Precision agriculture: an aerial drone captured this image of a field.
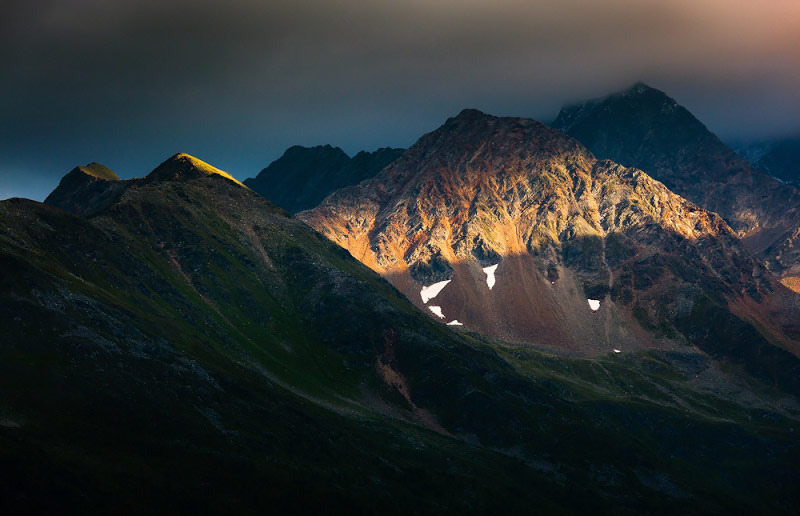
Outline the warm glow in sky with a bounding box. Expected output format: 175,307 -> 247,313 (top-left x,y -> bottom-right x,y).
1,0 -> 799,200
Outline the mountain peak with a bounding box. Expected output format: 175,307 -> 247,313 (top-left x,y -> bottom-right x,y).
616,82 -> 676,110
301,110 -> 771,348
282,144 -> 350,160
45,162 -> 125,216
74,162 -> 120,181
622,81 -> 660,97
553,83 -> 680,132
455,108 -> 488,119
244,144 -> 403,213
552,84 -> 713,171
443,108 -> 496,128
553,84 -> 800,289
146,153 -> 243,186
420,110 -> 587,169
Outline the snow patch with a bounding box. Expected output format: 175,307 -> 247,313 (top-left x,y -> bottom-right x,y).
428,306 -> 445,318
588,299 -> 600,311
420,280 -> 451,304
446,320 -> 463,326
483,264 -> 498,289
613,349 -> 621,354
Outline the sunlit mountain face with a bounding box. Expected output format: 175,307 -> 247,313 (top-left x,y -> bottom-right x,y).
302,108 -> 778,352
2,1 -> 800,514
553,83 -> 800,293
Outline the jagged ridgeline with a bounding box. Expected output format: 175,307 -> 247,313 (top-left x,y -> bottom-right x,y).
244,145 -> 404,213
553,83 -> 800,292
2,144 -> 800,513
301,109 -> 800,375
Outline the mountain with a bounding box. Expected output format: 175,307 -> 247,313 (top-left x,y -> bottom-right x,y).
301,109 -> 800,369
144,152 -> 244,185
244,145 -> 403,213
756,138 -> 800,186
735,137 -> 800,188
44,162 -> 126,217
44,154 -> 245,217
552,83 -> 800,292
4,152 -> 800,513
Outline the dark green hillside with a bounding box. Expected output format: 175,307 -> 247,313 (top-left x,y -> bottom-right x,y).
1,154 -> 799,514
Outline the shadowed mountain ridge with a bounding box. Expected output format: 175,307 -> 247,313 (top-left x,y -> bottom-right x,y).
553,83 -> 800,291
244,145 -> 404,213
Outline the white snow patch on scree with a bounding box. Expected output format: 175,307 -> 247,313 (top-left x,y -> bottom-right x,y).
420,280 -> 451,304
588,299 -> 600,311
429,306 -> 445,318
483,264 -> 498,289
447,320 -> 463,326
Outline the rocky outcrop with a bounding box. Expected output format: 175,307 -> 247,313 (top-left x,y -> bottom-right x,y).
553,83 -> 800,291
301,109 -> 782,353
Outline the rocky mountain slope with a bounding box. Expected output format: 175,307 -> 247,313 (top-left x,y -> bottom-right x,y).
4,152 -> 800,513
302,110 -> 800,366
244,145 -> 403,212
553,83 -> 800,291
44,162 -> 126,217
740,137 -> 800,188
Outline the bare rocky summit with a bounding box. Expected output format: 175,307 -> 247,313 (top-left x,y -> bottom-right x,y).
301,109 -> 794,357
553,83 -> 800,292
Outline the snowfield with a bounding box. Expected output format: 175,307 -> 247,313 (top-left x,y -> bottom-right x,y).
483,264 -> 498,289
420,280 -> 451,303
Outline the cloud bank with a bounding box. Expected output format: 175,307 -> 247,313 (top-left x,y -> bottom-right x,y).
2,0 -> 798,199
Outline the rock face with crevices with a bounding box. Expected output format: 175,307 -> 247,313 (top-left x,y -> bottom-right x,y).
301,109 -> 789,354
553,83 -> 800,291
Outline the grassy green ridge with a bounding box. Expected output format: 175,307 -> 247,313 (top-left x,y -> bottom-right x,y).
1,173 -> 799,514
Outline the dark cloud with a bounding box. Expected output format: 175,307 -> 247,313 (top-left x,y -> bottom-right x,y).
2,0 -> 799,200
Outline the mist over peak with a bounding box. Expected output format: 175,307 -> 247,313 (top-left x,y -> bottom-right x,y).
2,0 -> 799,201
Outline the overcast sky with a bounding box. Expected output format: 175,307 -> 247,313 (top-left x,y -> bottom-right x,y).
2,0 -> 799,200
